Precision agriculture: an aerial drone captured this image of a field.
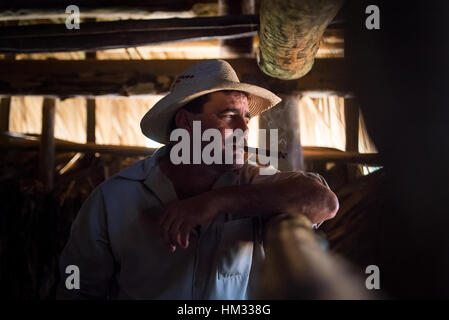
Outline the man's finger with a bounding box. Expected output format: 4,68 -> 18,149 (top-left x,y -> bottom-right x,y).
179,224 -> 189,249
168,216 -> 184,247
180,224 -> 193,249
176,232 -> 184,249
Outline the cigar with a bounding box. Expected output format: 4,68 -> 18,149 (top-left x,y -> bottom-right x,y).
244,145 -> 287,159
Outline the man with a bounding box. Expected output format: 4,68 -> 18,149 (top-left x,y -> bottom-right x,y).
58,59 -> 338,299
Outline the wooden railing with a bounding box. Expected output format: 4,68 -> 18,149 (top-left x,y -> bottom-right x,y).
257,213 -> 372,299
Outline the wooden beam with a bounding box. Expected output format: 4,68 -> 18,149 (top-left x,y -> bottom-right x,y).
1,134 -> 156,157
0,97 -> 11,132
0,2 -> 345,25
0,2 -> 217,21
0,1 -> 216,11
0,135 -> 381,165
0,15 -> 258,53
39,98 -> 56,193
0,58 -> 350,97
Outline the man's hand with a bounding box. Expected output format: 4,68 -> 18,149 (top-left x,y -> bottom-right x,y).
157,174 -> 339,252
158,192 -> 222,252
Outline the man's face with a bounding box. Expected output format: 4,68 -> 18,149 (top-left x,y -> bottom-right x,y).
182,91 -> 250,169
200,91 -> 250,135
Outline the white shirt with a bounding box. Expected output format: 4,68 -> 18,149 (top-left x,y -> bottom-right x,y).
58,146 -> 328,299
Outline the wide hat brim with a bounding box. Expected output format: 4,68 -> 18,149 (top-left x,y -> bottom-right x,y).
140,80 -> 281,145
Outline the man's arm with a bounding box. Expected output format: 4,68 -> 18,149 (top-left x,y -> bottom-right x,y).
158,172 -> 338,250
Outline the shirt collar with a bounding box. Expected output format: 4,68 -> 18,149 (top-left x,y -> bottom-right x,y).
116,145 -> 241,206
144,163 -> 178,206
115,146 -> 168,181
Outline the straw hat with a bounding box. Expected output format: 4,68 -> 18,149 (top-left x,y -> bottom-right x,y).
140,59 -> 281,144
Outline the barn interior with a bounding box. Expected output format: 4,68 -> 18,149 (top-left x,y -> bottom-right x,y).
1,0 -> 448,300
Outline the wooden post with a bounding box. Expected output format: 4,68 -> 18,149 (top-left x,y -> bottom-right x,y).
0,54 -> 14,132
344,98 -> 360,179
39,98 -> 56,193
344,98 -> 359,152
259,94 -> 304,171
0,97 -> 11,132
258,0 -> 344,79
344,11 -> 360,179
86,99 -> 96,144
284,95 -> 304,171
85,18 -> 98,62
85,98 -> 96,144
85,28 -> 97,144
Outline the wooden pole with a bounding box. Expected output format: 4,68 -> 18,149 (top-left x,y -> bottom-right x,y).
258,0 -> 344,79
0,6 -> 215,21
0,54 -> 14,132
0,134 -> 381,165
39,98 -> 56,193
0,97 -> 11,132
259,94 -> 304,171
0,0 -> 216,12
344,8 -> 360,179
0,14 -> 342,54
84,25 -> 97,144
344,98 -> 360,180
282,95 -> 304,171
0,2 -> 345,24
344,98 -> 359,152
344,11 -> 360,179
86,99 -> 96,144
259,213 -> 371,299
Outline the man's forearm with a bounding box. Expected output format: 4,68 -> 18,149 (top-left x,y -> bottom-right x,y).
158,173 -> 339,249
211,175 -> 339,224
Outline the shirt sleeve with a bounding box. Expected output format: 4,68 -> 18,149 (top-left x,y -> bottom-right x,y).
57,185 -> 115,299
238,164 -> 331,229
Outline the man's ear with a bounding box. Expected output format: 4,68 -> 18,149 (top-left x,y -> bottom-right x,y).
174,109 -> 194,131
